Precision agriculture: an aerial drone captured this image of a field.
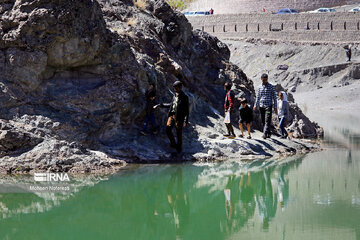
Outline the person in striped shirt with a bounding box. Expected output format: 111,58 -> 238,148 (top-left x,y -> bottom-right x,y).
253,74 -> 277,139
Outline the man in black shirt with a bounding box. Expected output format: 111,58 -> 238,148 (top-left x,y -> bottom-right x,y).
156,81 -> 189,153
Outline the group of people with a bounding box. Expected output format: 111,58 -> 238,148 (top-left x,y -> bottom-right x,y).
141,74 -> 290,153
224,73 -> 289,140
141,81 -> 189,154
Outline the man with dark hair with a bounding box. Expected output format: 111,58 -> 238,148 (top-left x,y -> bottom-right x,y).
253,74 -> 277,139
224,82 -> 236,139
156,81 -> 189,153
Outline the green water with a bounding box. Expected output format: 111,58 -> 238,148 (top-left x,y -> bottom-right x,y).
0,149 -> 359,240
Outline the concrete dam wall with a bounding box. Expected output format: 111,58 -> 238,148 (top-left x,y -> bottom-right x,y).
187,12 -> 360,42
187,0 -> 360,14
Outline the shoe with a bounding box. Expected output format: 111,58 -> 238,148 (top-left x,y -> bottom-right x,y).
223,134 -> 231,137
140,130 -> 147,135
238,134 -> 244,138
227,135 -> 236,139
262,135 -> 267,139
247,136 -> 252,139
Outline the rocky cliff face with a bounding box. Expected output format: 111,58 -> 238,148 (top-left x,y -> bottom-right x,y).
0,0 -> 319,173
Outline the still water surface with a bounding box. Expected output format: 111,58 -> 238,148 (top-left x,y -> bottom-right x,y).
0,149 -> 359,240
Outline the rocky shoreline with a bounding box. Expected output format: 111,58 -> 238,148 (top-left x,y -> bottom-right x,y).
0,111 -> 321,174
0,0 -> 322,174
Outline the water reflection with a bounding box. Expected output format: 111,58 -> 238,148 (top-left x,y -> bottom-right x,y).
145,157 -> 306,239
308,111 -> 360,150
335,127 -> 360,148
0,151 -> 359,240
0,175 -> 107,220
167,168 -> 190,239
212,160 -> 295,235
221,172 -> 256,234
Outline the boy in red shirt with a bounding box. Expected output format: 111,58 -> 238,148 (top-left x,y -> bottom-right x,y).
224,82 -> 236,139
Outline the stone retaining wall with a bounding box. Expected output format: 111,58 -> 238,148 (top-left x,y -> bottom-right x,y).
187,0 -> 360,14
187,13 -> 360,42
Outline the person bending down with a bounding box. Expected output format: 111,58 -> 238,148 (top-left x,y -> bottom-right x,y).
238,98 -> 253,139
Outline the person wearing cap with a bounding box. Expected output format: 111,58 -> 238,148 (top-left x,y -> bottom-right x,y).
253,74 -> 277,139
223,82 -> 236,138
155,81 -> 189,153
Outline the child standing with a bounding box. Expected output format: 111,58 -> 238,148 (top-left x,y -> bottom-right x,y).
238,98 -> 253,139
278,91 -> 289,139
223,82 -> 236,139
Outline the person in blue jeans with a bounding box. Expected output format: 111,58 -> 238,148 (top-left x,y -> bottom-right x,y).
141,84 -> 158,135
278,91 -> 289,139
253,74 -> 277,139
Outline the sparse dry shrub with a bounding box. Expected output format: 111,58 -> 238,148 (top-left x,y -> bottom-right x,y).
133,0 -> 148,9
126,17 -> 137,27
167,0 -> 193,10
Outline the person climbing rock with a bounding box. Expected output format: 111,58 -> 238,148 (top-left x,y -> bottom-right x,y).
238,98 -> 253,139
278,91 -> 289,139
156,81 -> 189,153
253,74 -> 277,139
223,82 -> 236,139
141,84 -> 158,135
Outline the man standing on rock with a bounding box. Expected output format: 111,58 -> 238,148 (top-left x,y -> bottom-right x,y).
253,74 -> 277,139
156,81 -> 189,153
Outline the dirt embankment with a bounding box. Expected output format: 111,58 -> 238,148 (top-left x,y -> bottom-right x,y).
226,39 -> 360,105
226,38 -> 360,148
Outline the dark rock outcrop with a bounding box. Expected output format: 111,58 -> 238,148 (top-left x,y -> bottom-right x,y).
0,0 -> 320,172
0,115 -> 125,174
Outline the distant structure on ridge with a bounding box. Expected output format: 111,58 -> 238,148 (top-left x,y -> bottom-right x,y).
187,0 -> 360,14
